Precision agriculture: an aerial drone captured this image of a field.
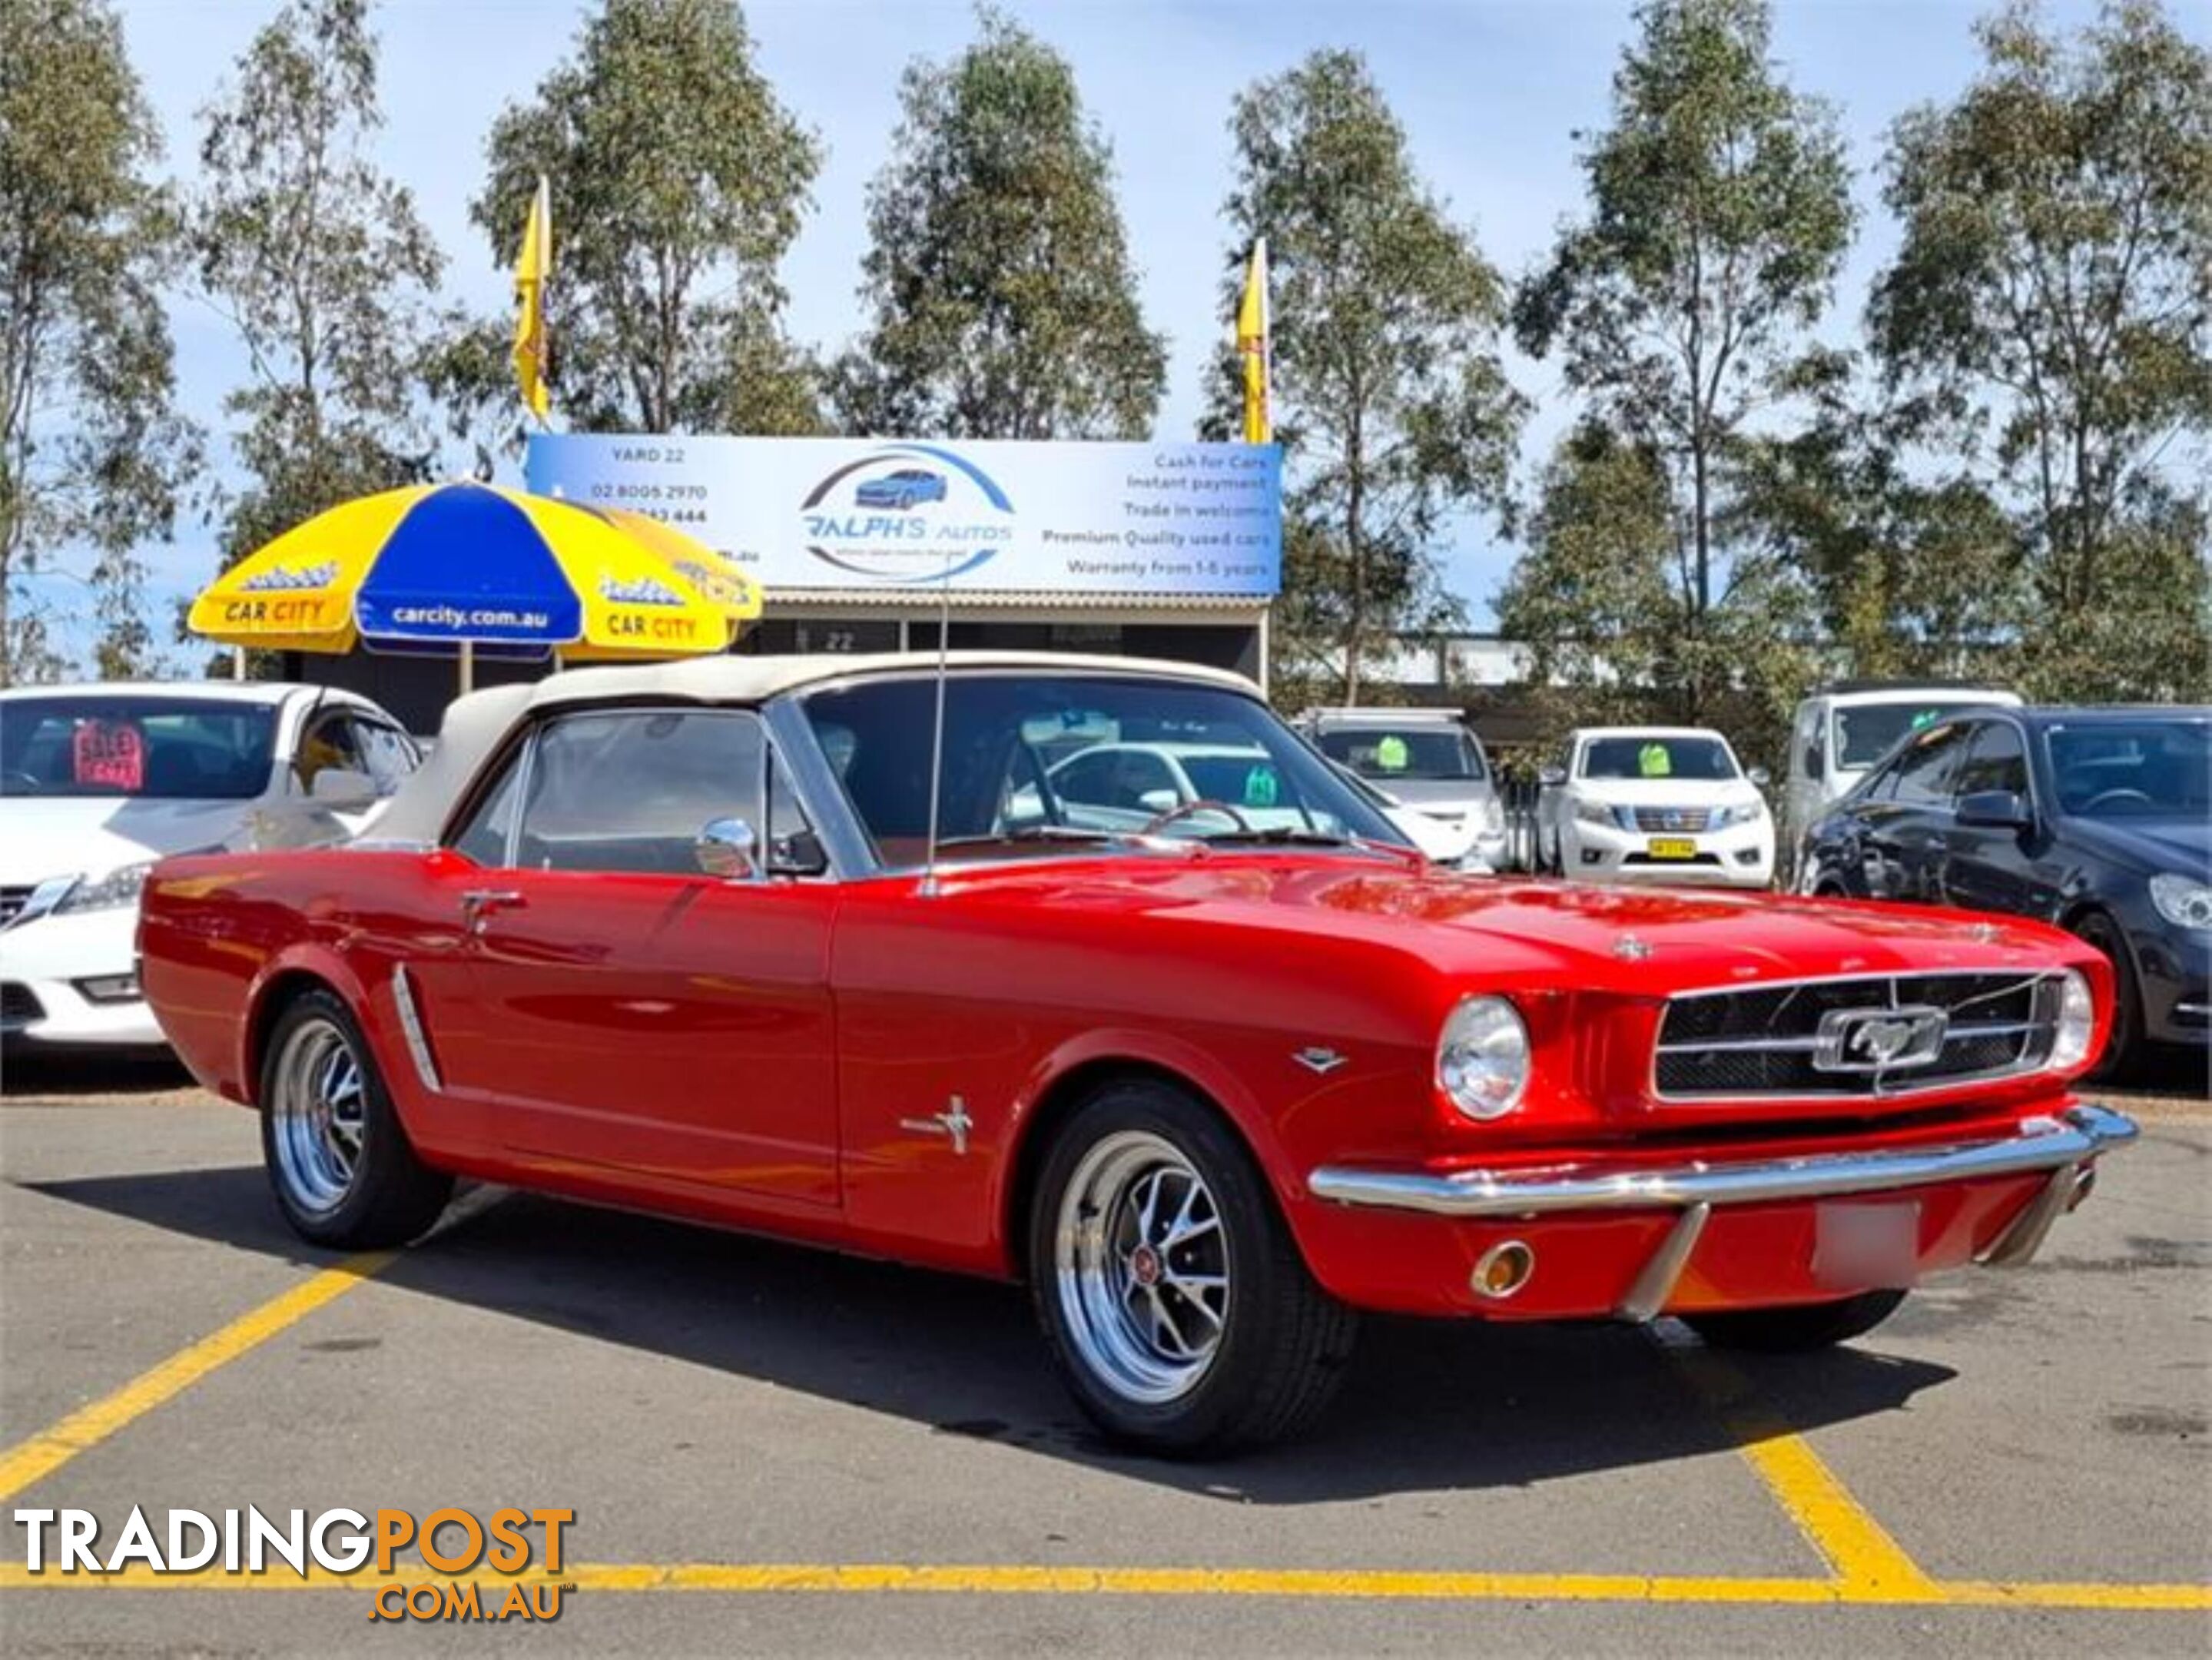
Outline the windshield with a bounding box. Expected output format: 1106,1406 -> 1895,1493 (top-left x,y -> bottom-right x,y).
1833,701 -> 1995,771
2045,719 -> 2211,818
801,673 -> 1404,867
1578,735 -> 1737,782
0,696 -> 279,800
1315,725 -> 1485,782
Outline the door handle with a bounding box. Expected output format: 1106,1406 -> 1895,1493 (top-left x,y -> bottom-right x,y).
459,888 -> 526,934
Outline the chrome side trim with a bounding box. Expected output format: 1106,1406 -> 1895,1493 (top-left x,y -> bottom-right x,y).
1617,1201 -> 1710,1321
390,966 -> 442,1093
1306,1104 -> 2138,1218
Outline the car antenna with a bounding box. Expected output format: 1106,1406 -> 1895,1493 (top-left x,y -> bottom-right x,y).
919,537 -> 956,898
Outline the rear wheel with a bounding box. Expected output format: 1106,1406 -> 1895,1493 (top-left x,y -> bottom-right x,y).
260,988 -> 452,1248
1684,1289 -> 1906,1353
1029,1079 -> 1358,1456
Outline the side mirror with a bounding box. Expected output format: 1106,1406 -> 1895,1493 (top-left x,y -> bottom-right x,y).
308,767 -> 377,811
769,827 -> 829,878
695,816 -> 760,880
1137,788 -> 1180,815
1956,789 -> 2032,830
1538,765 -> 1567,788
1747,765 -> 1771,789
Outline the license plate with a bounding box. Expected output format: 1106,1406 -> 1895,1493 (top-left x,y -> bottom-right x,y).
1646,837 -> 1698,860
1813,1201 -> 1922,1290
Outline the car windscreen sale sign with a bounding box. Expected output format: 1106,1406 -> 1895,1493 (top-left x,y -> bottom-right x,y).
524,435 -> 1282,597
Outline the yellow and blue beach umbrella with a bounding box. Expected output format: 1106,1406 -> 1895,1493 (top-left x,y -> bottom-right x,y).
188,482 -> 758,662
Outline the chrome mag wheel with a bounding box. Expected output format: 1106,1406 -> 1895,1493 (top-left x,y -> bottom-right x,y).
269,1016 -> 367,1217
1053,1130 -> 1231,1405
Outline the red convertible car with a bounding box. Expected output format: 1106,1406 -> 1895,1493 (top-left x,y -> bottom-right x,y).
139,654 -> 2137,1453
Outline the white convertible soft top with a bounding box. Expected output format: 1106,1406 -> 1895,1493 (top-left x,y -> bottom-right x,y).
369,651 -> 1259,845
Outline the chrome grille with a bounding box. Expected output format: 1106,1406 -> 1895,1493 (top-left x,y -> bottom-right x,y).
1633,807 -> 1710,832
0,885 -> 32,925
1654,971 -> 2063,1101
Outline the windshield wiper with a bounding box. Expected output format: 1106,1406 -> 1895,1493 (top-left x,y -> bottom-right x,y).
1197,826 -> 1416,861
934,825 -> 1182,852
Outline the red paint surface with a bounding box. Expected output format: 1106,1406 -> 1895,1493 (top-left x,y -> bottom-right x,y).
139,848 -> 2114,1316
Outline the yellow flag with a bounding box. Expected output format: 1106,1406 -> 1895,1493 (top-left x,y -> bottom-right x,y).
1235,236 -> 1271,444
512,174 -> 552,420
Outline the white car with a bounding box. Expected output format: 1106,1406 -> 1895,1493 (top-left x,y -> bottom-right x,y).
0,682 -> 419,1048
1299,709 -> 1509,869
1537,725 -> 1775,889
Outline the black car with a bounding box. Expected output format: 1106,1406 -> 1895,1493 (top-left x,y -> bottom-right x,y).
1799,706 -> 2210,1072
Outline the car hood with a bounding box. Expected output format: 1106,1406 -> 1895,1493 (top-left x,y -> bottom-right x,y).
1568,778 -> 1763,808
1365,777 -> 1495,812
941,856 -> 2081,993
2059,813 -> 2210,876
0,795 -> 366,888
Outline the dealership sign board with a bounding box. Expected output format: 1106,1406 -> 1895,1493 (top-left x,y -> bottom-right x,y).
525,435 -> 1280,598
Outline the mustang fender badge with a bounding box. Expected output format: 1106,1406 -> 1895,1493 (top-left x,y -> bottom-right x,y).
1293,1047 -> 1348,1075
899,1096 -> 973,1155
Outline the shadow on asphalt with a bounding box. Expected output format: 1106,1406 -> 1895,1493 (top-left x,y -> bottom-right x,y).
0,1047 -> 194,1099
20,1162 -> 1956,1499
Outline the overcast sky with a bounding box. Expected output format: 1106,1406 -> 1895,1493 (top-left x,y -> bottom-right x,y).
83,0 -> 2108,662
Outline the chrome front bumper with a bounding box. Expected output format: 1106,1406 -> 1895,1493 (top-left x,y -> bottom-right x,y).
1308,1104 -> 2137,1218
1308,1104 -> 2137,1322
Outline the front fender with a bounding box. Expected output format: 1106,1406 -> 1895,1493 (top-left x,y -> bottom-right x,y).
235,943 -> 376,1107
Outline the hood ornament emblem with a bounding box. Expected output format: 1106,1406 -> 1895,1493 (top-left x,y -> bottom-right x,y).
1292,1047 -> 1348,1075
1613,935 -> 1653,961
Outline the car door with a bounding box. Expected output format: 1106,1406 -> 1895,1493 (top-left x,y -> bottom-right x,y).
449,706 -> 839,1207
1854,722 -> 1968,903
1942,718 -> 2044,919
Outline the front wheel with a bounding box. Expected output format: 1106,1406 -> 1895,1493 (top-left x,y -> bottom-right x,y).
260,988 -> 453,1249
1683,1289 -> 1906,1353
1029,1081 -> 1358,1456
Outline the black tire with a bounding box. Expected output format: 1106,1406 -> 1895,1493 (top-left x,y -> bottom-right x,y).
2073,912 -> 2144,1083
258,987 -> 452,1248
1684,1289 -> 1906,1353
1028,1079 -> 1358,1456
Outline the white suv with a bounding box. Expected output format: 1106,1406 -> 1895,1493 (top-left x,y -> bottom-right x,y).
1537,726 -> 1774,889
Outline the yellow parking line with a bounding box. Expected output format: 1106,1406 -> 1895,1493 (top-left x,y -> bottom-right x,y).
0,1561 -> 2204,1611
1655,1329 -> 1938,1598
0,1252 -> 394,1506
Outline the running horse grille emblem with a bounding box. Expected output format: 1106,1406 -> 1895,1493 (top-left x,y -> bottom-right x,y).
1812,1006 -> 1950,1074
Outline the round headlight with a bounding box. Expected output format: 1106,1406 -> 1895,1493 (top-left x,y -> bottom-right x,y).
2049,968 -> 2096,1071
1438,995 -> 1530,1121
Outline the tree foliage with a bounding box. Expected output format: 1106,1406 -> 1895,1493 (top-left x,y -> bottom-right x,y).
1871,0 -> 2211,697
1219,48 -> 1524,703
1512,0 -> 1852,719
193,0 -> 443,574
0,0 -> 194,683
831,8 -> 1164,440
456,0 -> 823,445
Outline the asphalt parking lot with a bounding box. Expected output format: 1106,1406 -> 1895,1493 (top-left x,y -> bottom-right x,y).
1,1051 -> 2206,1658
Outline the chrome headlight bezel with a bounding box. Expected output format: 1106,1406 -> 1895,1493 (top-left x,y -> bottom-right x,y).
2149,872 -> 2212,932
2049,968 -> 2097,1071
1437,994 -> 1532,1122
51,861 -> 156,915
1709,801 -> 1765,831
1571,798 -> 1620,828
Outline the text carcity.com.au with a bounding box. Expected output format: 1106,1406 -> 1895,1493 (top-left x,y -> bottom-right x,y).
12,1505 -> 575,1622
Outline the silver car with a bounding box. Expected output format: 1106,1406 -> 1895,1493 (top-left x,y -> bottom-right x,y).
1300,709 -> 1507,868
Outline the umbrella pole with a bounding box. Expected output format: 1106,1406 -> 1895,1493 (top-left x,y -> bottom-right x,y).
232,645 -> 247,682
458,639 -> 475,696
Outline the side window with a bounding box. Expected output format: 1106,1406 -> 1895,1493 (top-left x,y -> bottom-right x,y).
1955,721 -> 2028,798
1053,750 -> 1120,808
350,718 -> 420,797
1889,722 -> 1968,808
449,749 -> 525,867
516,710 -> 765,875
294,709 -> 363,792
